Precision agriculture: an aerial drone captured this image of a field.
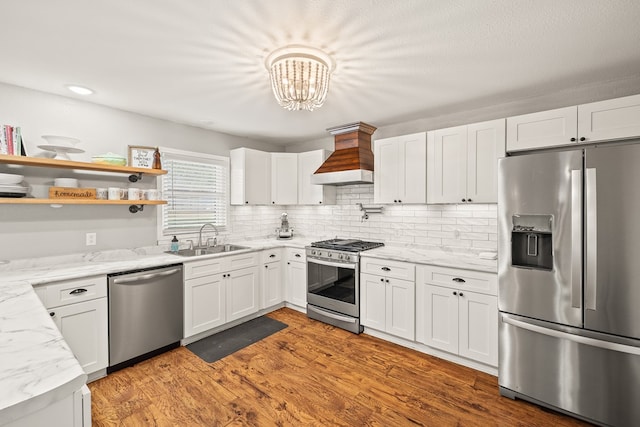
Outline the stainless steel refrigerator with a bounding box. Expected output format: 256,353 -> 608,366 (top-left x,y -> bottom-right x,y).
498,142 -> 640,427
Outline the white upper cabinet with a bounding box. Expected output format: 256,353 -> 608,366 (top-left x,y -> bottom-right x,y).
427,119 -> 505,204
374,132 -> 427,204
507,93 -> 640,152
230,148 -> 271,205
466,120 -> 506,203
578,94 -> 640,143
271,153 -> 298,205
297,149 -> 336,205
506,106 -> 577,152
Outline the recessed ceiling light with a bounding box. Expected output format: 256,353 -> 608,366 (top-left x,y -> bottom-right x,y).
65,85 -> 94,95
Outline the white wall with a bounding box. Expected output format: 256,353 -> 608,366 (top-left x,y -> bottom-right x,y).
0,83 -> 278,260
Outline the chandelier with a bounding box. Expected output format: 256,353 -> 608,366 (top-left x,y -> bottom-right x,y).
266,45 -> 334,111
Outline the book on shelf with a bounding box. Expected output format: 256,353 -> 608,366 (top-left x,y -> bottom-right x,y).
0,125 -> 24,156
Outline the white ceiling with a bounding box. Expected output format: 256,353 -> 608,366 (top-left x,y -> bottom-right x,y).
1,0 -> 639,144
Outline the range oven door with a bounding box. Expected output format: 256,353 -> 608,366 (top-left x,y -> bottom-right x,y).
307,257 -> 359,317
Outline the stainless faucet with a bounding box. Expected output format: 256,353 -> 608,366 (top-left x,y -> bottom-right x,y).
198,223 -> 219,248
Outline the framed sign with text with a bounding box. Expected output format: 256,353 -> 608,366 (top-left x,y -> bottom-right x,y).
128,145 -> 155,168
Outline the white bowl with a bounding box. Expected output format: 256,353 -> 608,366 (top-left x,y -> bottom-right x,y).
0,173 -> 24,185
41,135 -> 81,147
54,178 -> 79,188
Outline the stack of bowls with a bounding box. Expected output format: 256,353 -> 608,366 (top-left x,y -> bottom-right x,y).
0,173 -> 28,197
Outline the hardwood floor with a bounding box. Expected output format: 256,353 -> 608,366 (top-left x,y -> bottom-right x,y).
89,308 -> 590,426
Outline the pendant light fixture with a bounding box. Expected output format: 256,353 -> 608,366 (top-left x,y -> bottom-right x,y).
265,45 -> 334,111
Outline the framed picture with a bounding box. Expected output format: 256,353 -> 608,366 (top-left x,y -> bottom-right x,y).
128,145 -> 155,168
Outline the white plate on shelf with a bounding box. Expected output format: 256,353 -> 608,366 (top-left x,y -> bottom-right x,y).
41,135 -> 81,147
37,145 -> 85,160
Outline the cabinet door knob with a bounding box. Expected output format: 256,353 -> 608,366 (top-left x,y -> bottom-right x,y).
459,292 -> 464,297
385,279 -> 389,283
319,201 -> 322,204
461,198 -> 466,202
287,262 -> 290,265
265,265 -> 268,268
398,200 -> 402,203
245,201 -> 249,204
50,312 -> 55,317
453,291 -> 457,296
580,137 -> 586,142
570,137 -> 577,142
467,198 -> 472,202
272,201 -> 275,204
393,200 -> 397,203
380,278 -> 384,282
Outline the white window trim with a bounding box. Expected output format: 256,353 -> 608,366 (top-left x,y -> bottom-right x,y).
156,146 -> 230,243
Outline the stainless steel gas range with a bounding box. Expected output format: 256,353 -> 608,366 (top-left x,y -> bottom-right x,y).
306,238 -> 384,334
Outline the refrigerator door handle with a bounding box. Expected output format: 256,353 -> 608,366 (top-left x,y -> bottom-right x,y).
585,167 -> 597,311
571,169 -> 582,308
502,315 -> 640,356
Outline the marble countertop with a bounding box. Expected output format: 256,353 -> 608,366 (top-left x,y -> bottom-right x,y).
0,236 -> 495,422
361,245 -> 497,273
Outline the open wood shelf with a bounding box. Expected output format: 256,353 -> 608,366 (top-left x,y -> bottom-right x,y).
0,154 -> 167,175
0,198 -> 167,205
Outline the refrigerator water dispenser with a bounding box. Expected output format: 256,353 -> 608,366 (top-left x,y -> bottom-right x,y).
511,215 -> 553,270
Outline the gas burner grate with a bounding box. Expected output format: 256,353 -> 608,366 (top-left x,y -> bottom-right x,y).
311,238 -> 384,252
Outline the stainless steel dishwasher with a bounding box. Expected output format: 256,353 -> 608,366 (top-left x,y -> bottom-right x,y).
108,264 -> 183,372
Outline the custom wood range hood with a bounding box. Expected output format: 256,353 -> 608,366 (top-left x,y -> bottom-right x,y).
310,122 -> 377,185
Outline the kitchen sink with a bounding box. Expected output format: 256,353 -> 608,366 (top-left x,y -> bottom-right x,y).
166,244 -> 249,257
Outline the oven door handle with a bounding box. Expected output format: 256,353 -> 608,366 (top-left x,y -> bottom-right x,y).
307,257 -> 357,270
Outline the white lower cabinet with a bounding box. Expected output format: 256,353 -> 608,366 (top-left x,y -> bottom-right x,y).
285,248 -> 307,308
360,258 -> 416,341
360,273 -> 415,340
184,273 -> 226,337
225,266 -> 260,322
35,275 -> 108,376
261,249 -> 284,309
184,251 -> 260,338
6,385 -> 91,427
416,266 -> 498,367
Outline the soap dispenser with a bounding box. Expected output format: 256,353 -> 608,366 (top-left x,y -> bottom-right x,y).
170,236 -> 179,253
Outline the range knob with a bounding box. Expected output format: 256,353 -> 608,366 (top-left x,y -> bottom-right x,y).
338,254 -> 344,260
311,250 -> 316,255
328,253 -> 332,258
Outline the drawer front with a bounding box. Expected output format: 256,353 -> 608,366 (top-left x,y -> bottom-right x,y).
261,248 -> 283,264
286,248 -> 305,263
184,257 -> 228,280
227,251 -> 259,271
45,275 -> 107,308
360,257 -> 415,281
417,265 -> 497,296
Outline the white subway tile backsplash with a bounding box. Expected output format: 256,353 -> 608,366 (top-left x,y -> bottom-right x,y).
229,184 -> 497,252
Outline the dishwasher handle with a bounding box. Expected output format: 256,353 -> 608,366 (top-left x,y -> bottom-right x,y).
111,267 -> 182,285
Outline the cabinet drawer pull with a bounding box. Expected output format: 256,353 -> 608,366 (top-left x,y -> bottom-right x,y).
69,288 -> 88,295
381,267 -> 391,272
295,254 -> 301,258
269,254 -> 276,258
452,278 -> 465,283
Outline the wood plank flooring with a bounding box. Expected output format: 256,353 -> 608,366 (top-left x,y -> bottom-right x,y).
89,308 -> 591,426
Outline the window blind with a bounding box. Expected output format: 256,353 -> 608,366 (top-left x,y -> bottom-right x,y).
160,151 -> 228,234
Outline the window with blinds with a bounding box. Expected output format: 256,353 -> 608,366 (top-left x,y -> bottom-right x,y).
160,149 -> 228,235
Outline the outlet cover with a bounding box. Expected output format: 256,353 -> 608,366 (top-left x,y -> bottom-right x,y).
86,232 -> 97,246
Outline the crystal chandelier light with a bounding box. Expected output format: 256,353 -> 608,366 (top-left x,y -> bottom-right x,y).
266,45 -> 334,111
